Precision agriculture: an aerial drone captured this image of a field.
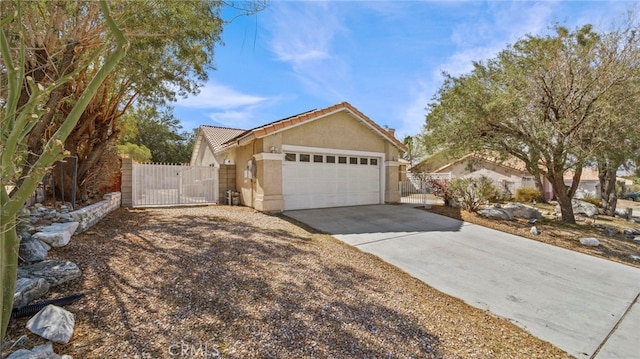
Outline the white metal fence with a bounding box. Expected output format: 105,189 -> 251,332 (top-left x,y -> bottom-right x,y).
132,163 -> 218,207
399,172 -> 451,205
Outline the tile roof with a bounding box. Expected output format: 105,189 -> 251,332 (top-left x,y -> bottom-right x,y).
200,125 -> 246,150
218,102 -> 407,152
564,167 -> 600,181
430,153 -> 531,174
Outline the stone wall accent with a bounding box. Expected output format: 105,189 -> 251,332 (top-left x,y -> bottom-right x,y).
69,192 -> 121,233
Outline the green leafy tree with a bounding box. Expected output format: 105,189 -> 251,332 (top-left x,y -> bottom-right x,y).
119,105 -> 195,164
2,0 -> 264,201
0,1 -> 127,340
423,23 -> 640,223
402,135 -> 424,166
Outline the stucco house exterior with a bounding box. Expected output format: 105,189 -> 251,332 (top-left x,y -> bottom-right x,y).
410,153 -> 544,198
411,153 -> 633,201
191,102 -> 407,211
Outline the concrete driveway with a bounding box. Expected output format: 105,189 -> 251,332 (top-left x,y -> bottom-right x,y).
284,205 -> 640,358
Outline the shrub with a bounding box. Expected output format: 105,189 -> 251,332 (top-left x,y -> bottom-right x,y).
448,176 -> 500,212
581,195 -> 601,207
425,177 -> 454,206
513,187 -> 542,203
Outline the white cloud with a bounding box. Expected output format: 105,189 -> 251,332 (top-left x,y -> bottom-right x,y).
266,2 -> 352,100
175,82 -> 269,110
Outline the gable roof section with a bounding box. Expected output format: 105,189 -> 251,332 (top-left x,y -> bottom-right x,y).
217,102 -> 407,152
413,152 -> 531,175
190,125 -> 246,165
201,125 -> 246,149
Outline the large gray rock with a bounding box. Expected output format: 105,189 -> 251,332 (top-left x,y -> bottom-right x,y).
26,305 -> 75,344
6,342 -> 71,359
18,260 -> 81,287
555,199 -> 599,218
32,222 -> 79,247
503,203 -> 541,219
478,208 -> 514,220
579,237 -> 600,247
19,237 -> 51,263
13,277 -> 50,308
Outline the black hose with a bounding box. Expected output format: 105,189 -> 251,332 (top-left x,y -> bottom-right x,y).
11,293 -> 86,320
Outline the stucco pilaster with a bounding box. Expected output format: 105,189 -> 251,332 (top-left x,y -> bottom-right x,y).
253,152 -> 285,211
385,160 -> 401,203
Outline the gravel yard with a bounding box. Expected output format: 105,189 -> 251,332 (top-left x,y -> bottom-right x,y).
5,206 -> 570,358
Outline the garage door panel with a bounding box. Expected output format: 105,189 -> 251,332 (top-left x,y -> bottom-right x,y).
283,152 -> 381,210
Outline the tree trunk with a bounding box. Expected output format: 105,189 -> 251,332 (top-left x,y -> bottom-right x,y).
534,176 -> 546,203
0,216 -> 19,341
551,175 -> 576,223
598,163 -> 618,216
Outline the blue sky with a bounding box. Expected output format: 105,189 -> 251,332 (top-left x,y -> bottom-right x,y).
173,1 -> 633,140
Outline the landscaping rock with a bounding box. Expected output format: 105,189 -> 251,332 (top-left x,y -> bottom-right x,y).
530,226 -> 539,235
579,237 -> 600,247
477,208 -> 514,220
603,226 -> 618,237
631,255 -> 640,262
18,260 -> 81,287
503,203 -> 541,219
555,199 -> 598,218
6,342 -> 71,359
19,237 -> 51,263
13,277 -> 50,308
633,236 -> 640,244
26,305 -> 75,344
614,208 -> 629,219
32,222 -> 79,247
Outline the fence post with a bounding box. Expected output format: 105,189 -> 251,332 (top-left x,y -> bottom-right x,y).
121,157 -> 133,207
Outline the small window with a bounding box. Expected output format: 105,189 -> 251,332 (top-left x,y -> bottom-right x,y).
326,156 -> 336,163
285,153 -> 296,161
299,154 -> 310,162
370,158 -> 378,165
360,158 -> 368,165
349,157 -> 358,165
313,155 -> 323,163
338,156 -> 347,164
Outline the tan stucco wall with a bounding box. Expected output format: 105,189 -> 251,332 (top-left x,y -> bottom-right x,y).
234,144 -> 255,208
282,112 -> 386,152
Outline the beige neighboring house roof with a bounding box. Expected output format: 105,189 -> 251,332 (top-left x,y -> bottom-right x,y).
564,167 -> 599,181
432,153 -> 531,174
217,101 -> 408,153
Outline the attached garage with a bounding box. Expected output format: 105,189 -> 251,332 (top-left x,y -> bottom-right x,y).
281,146 -> 383,210
190,102 -> 407,212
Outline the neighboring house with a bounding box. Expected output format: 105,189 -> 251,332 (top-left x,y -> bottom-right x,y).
564,168 -> 633,199
564,168 -> 600,199
412,153 -> 633,201
191,102 -> 407,211
411,153 -> 540,197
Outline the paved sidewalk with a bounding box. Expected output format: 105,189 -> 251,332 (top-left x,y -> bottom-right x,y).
285,205 -> 640,358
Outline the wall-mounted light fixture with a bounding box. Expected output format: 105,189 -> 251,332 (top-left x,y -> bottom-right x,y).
270,146 -> 278,153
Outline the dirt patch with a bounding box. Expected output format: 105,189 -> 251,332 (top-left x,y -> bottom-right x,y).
4,206 -> 570,358
426,203 -> 640,268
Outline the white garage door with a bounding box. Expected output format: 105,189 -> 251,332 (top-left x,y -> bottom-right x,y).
282,151 -> 382,210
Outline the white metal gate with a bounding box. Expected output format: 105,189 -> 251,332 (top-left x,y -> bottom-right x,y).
132,163 -> 218,207
399,172 -> 451,205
